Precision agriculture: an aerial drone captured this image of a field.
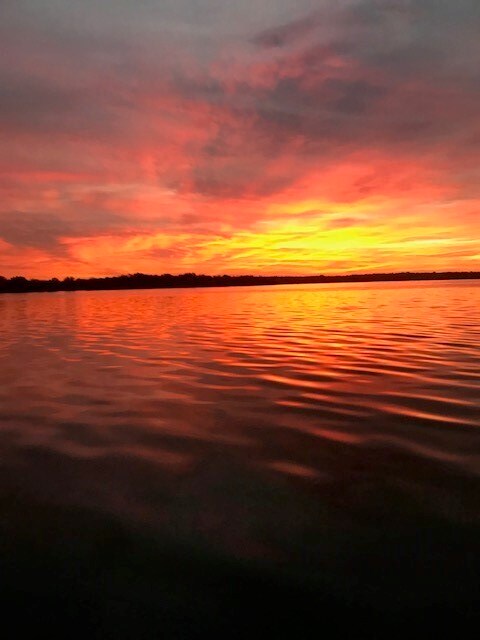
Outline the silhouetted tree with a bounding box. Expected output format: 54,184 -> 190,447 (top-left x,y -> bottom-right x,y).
0,271 -> 478,295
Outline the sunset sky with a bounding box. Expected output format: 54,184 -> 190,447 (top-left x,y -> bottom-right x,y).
1,0 -> 479,278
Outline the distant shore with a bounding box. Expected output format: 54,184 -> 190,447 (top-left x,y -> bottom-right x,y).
1,271 -> 479,295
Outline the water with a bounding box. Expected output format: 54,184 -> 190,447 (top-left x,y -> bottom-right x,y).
1,280 -> 479,634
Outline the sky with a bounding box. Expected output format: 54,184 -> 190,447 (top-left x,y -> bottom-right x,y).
1,0 -> 479,278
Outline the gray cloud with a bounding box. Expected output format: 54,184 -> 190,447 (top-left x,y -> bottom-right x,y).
0,0 -> 479,255
0,72 -> 120,139
0,212 -> 70,250
0,209 -> 127,250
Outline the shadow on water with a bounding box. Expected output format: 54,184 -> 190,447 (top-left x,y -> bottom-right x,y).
1,448 -> 479,638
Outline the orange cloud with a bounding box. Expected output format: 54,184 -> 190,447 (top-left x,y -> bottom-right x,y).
1,2 -> 479,278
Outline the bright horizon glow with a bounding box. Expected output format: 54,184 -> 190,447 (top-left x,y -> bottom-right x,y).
1,1 -> 479,279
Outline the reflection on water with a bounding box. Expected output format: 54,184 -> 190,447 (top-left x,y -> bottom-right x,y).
0,281 -> 479,633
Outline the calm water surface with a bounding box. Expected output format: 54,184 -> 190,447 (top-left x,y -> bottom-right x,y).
1,280 -> 479,634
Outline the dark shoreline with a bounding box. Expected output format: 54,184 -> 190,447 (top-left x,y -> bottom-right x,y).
1,270 -> 479,295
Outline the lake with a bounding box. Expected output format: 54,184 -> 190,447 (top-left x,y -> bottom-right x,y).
1,280 -> 479,635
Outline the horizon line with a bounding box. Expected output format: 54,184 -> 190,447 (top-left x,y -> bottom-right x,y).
1,269 -> 479,296
3,269 -> 480,281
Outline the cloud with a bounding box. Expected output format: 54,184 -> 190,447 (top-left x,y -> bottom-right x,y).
0,209 -> 126,250
252,10 -> 322,48
0,1 -> 478,276
0,212 -> 76,250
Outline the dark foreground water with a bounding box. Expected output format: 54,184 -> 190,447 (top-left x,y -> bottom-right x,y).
0,280 -> 479,637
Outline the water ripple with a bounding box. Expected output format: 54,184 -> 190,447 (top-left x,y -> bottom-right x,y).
0,280 -> 479,541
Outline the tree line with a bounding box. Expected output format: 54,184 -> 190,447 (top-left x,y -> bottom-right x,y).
0,271 -> 479,294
